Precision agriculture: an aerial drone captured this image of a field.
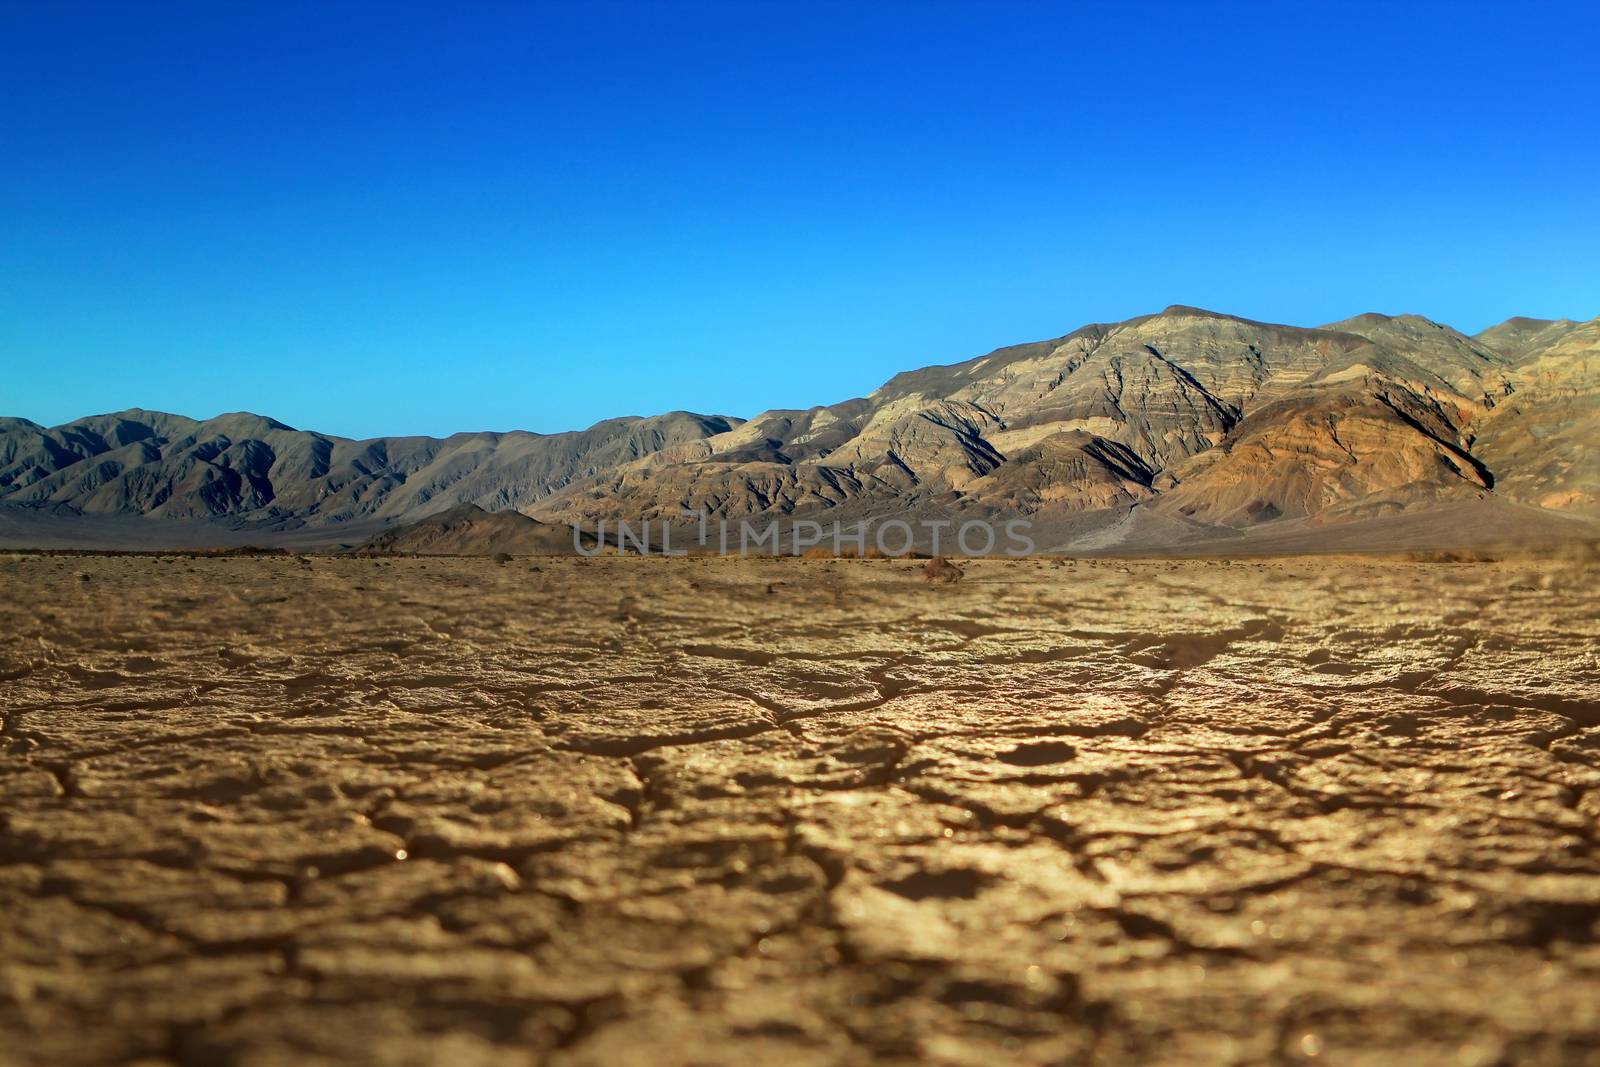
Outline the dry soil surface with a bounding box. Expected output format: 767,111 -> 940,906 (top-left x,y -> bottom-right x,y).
2,554 -> 1599,1066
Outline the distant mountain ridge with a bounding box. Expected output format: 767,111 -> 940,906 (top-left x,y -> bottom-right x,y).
3,306 -> 1595,550
0,408 -> 741,525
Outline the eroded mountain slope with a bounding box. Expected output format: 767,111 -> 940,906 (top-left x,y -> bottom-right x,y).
0,411 -> 740,524
1472,319 -> 1600,514
529,307 -> 1592,532
3,305 -> 1594,545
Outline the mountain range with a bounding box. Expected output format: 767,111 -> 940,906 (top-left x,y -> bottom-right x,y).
3,306 -> 1595,552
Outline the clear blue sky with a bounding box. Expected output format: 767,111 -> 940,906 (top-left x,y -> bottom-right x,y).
3,1 -> 1597,439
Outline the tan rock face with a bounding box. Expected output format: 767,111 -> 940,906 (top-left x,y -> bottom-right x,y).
1473,319 -> 1600,515
3,552 -> 1600,1064
1155,388 -> 1493,525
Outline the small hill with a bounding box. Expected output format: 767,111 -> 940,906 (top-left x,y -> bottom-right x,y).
356,504 -> 578,556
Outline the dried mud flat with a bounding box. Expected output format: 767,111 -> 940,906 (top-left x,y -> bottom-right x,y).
2,553 -> 1599,1067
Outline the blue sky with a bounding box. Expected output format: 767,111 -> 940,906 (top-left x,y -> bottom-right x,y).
3,1 -> 1597,439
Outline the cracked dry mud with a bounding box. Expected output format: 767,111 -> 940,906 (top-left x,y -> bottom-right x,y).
3,553 -> 1599,1067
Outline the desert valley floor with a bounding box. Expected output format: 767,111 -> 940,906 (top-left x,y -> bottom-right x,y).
2,552 -> 1599,1066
